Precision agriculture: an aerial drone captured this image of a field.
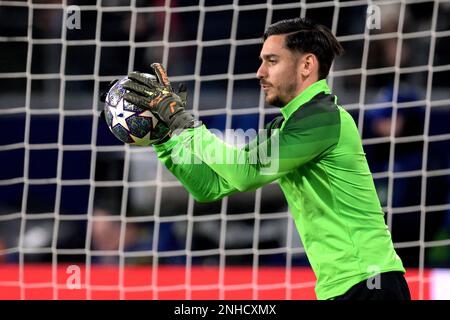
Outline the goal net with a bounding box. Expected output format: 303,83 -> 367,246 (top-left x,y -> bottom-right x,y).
0,0 -> 449,300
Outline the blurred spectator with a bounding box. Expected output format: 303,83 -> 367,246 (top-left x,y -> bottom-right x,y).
91,206 -> 184,265
91,207 -> 152,264
364,4 -> 424,200
362,4 -> 450,267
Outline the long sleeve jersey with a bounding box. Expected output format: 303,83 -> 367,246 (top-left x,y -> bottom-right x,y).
153,79 -> 405,300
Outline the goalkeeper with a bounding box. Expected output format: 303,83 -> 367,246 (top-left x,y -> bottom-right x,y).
118,18 -> 411,300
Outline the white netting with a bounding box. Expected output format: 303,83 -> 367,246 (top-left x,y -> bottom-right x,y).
0,0 -> 449,300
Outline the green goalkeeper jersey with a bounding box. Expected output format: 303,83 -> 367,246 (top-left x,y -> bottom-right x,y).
154,79 -> 405,300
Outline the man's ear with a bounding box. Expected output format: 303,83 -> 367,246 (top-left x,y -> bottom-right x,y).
299,53 -> 317,78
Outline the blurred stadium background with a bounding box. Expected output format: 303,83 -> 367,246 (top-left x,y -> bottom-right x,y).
0,0 -> 449,300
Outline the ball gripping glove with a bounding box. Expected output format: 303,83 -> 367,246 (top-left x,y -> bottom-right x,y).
122,63 -> 199,133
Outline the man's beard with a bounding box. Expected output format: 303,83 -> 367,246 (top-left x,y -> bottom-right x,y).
268,95 -> 285,108
266,82 -> 297,108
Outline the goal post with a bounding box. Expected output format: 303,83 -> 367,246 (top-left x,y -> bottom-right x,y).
0,0 -> 449,300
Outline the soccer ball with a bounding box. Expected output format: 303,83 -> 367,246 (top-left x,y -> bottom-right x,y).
103,76 -> 170,146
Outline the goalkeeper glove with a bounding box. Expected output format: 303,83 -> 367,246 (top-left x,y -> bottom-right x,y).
99,77 -> 172,145
122,63 -> 200,133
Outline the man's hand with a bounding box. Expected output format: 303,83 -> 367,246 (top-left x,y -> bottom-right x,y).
122,63 -> 198,132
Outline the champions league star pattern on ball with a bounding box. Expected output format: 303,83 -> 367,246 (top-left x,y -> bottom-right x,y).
103,77 -> 170,146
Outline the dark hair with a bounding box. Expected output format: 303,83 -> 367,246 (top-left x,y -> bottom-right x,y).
263,18 -> 344,80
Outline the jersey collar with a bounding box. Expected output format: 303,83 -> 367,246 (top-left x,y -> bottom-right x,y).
280,79 -> 331,121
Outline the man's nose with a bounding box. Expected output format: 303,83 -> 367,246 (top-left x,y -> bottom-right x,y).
256,64 -> 265,79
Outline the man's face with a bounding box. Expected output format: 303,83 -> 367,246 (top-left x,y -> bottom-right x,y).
257,34 -> 301,108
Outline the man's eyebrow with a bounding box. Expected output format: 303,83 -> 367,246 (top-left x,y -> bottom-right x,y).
259,54 -> 279,61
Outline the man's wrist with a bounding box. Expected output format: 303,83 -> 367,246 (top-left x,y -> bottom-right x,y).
153,132 -> 176,150
154,134 -> 171,145
168,111 -> 197,131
